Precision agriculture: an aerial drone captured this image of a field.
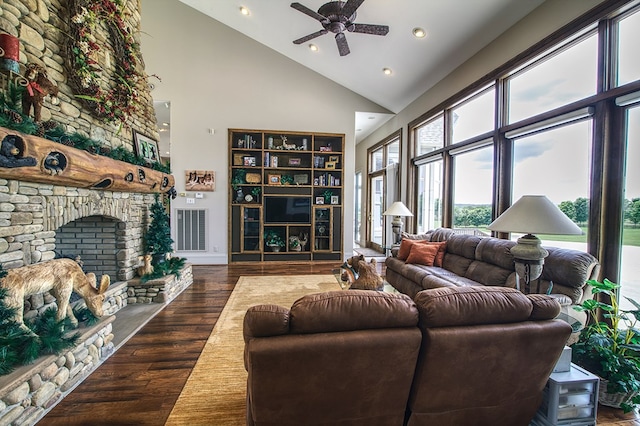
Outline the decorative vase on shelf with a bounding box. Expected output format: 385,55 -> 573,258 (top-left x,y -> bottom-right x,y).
268,244 -> 281,252
235,188 -> 244,203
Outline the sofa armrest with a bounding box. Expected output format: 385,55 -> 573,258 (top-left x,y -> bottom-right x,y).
243,304 -> 290,342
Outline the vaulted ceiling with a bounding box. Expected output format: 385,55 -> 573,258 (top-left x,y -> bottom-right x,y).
172,0 -> 545,141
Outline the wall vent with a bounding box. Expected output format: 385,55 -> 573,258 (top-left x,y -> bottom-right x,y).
176,209 -> 207,251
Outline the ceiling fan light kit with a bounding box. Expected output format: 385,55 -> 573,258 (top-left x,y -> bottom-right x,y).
291,0 -> 389,56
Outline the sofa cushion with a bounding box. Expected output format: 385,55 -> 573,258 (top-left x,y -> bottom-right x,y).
446,234 -> 482,259
401,231 -> 432,241
464,261 -> 515,287
398,238 -> 425,260
289,290 -> 418,334
415,286 -> 533,328
406,243 -> 440,266
474,237 -> 516,270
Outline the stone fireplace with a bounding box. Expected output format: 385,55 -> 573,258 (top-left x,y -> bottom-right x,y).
0,178 -> 151,279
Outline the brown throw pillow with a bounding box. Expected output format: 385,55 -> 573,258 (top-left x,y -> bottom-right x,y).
405,243 -> 440,266
397,238 -> 425,260
424,241 -> 447,267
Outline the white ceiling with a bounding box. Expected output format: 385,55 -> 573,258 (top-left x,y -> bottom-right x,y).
169,0 -> 545,142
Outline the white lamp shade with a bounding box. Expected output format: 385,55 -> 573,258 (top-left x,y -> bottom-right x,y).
488,195 -> 582,235
383,201 -> 413,217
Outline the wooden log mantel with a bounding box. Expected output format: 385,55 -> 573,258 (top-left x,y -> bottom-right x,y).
0,127 -> 174,194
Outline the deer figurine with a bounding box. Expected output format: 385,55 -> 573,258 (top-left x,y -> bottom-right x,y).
0,258 -> 110,333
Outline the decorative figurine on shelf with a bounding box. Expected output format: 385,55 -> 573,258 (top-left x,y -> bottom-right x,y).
21,63 -> 59,122
0,134 -> 37,168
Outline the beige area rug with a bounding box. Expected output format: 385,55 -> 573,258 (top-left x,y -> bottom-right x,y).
165,274 -> 340,425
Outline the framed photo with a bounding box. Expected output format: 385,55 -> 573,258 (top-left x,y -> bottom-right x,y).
288,157 -> 301,166
133,131 -> 160,163
331,195 -> 339,205
328,155 -> 339,163
185,170 -> 215,191
315,196 -> 324,205
244,156 -> 256,166
268,174 -> 281,185
233,153 -> 244,166
325,161 -> 336,170
294,174 -> 308,185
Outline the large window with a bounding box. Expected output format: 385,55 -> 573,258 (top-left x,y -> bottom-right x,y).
616,9 -> 640,86
415,115 -> 444,156
416,159 -> 443,233
511,119 -> 592,248
452,87 -> 495,144
406,2 -> 640,304
452,144 -> 494,229
507,32 -> 598,124
620,105 -> 640,311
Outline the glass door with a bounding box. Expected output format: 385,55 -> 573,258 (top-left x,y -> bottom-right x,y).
368,174 -> 384,250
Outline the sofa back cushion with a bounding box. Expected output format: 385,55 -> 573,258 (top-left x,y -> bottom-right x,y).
289,290 -> 419,334
415,286 -> 541,327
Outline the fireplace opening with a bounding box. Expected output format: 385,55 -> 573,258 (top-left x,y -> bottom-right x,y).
54,215 -> 122,280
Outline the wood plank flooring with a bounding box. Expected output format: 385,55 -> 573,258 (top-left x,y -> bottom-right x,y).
38,263 -> 640,425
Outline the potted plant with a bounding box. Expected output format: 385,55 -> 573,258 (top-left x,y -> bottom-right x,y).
571,278 -> 640,413
264,230 -> 285,252
289,235 -> 301,252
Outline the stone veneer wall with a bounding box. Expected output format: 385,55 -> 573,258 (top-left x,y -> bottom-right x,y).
1,0 -> 158,148
0,178 -> 152,278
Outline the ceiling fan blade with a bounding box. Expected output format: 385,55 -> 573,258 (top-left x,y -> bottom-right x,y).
350,23 -> 389,36
293,29 -> 329,45
340,0 -> 365,19
335,32 -> 350,56
291,2 -> 329,24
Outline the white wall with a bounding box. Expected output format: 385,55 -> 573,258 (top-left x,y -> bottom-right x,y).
354,0 -> 604,243
140,0 -> 388,263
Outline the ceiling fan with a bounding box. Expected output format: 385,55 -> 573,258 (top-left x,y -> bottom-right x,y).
291,0 -> 389,56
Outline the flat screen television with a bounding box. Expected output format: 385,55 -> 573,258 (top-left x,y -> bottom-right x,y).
264,196 -> 311,223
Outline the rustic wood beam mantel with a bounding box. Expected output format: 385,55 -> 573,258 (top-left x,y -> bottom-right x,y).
0,127 -> 174,194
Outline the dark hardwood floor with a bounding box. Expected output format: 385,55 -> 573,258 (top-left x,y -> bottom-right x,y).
38,263 -> 640,425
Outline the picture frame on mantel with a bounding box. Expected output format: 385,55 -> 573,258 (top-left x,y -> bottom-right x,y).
133,130 -> 160,163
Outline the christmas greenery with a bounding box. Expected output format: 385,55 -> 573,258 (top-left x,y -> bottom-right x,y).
0,286 -> 80,375
143,195 -> 174,263
140,194 -> 186,280
0,82 -> 170,174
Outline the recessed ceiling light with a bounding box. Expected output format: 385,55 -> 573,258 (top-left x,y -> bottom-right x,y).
368,116 -> 375,120
383,68 -> 392,76
412,27 -> 427,38
239,6 -> 250,15
356,129 -> 362,132
309,44 -> 318,52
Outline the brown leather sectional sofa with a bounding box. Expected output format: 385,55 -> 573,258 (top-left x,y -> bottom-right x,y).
243,287 -> 571,426
385,228 -> 600,311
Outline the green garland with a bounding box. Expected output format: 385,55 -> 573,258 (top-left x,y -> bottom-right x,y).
67,0 -> 144,125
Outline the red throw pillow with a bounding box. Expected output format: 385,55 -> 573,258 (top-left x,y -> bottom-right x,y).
405,243 -> 440,266
423,241 -> 447,267
397,238 -> 425,261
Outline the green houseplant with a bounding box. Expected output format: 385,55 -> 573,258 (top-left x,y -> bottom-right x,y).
264,230 -> 285,252
571,278 -> 640,413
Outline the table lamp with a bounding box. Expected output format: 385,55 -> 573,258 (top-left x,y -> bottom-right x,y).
487,195 -> 582,293
383,201 -> 413,245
